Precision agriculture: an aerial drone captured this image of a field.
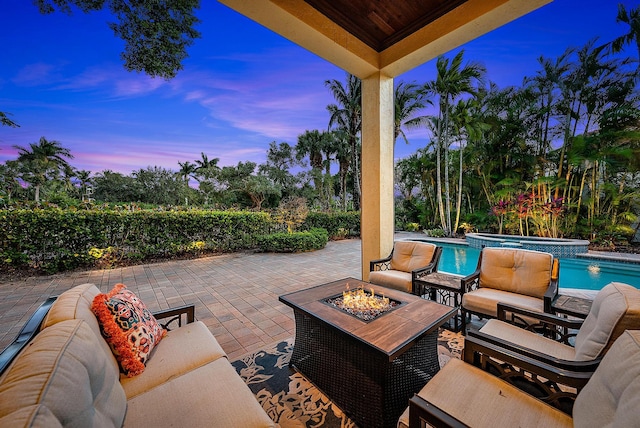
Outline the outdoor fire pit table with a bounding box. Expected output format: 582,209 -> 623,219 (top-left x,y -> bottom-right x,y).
279,277 -> 456,428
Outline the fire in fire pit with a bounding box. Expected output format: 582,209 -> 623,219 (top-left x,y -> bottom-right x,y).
323,284 -> 401,321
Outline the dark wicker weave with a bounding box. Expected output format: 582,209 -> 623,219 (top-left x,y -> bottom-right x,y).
290,310 -> 440,428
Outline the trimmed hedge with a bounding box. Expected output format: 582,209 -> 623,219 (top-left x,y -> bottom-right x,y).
1,209 -> 270,273
302,211 -> 360,237
0,208 -> 361,274
256,228 -> 329,253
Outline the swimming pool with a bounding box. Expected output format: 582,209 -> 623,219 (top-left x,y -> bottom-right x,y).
431,243 -> 640,291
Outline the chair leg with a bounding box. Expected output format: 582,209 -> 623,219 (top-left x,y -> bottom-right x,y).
461,308 -> 467,335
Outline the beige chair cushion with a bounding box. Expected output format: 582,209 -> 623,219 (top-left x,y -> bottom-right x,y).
0,405 -> 62,428
390,241 -> 436,273
573,330 -> 640,427
462,287 -> 545,318
479,319 -> 577,361
399,358 -> 572,428
368,270 -> 412,293
41,283 -> 119,373
121,320 -> 227,399
0,319 -> 127,427
574,282 -> 640,360
124,356 -> 275,428
479,248 -> 553,298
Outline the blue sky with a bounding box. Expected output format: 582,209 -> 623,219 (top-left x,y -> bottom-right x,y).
0,0 -> 637,175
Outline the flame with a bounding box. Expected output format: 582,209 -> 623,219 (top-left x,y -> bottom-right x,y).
341,284 -> 390,311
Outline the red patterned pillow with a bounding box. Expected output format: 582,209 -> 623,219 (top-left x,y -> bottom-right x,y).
91,283 -> 166,377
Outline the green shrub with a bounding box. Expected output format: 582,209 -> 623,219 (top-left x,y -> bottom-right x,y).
423,228 -> 445,237
302,211 -> 360,238
257,228 -> 328,252
0,208 -> 271,273
405,222 -> 420,232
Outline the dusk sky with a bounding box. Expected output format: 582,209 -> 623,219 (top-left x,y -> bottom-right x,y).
0,1 -> 637,175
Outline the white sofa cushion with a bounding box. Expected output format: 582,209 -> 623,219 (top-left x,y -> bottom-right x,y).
0,405 -> 62,428
124,356 -> 275,428
41,283 -> 119,373
397,358 -> 572,428
573,330 -> 640,427
479,319 -> 577,361
120,320 -> 227,399
574,282 -> 640,360
0,319 -> 126,427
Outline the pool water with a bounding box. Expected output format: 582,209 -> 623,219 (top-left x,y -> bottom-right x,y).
436,244 -> 640,291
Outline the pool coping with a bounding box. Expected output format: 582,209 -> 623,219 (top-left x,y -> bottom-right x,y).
395,232 -> 640,265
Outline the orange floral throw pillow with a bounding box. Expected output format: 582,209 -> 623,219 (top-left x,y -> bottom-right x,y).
91,283 -> 166,377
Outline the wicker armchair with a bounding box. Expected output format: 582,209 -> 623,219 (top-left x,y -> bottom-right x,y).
460,247 -> 559,333
369,241 -> 442,294
398,329 -> 640,428
464,282 -> 640,413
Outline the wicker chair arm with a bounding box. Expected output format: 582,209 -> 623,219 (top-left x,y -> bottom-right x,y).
153,304 -> 195,331
409,394 -> 470,428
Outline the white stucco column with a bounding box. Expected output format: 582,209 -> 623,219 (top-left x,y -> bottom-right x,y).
361,72 -> 395,281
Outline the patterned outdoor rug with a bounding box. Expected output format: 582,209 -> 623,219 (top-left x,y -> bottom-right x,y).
231,329 -> 464,427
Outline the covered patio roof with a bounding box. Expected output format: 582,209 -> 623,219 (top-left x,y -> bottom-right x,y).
218,0 -> 552,278
219,0 -> 550,78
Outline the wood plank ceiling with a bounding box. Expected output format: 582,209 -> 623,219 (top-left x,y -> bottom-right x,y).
303,0 -> 470,52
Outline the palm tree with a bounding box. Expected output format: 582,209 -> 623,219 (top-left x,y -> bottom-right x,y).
449,98 -> 488,234
177,161 -> 197,183
194,152 -> 220,171
13,137 -> 74,203
0,160 -> 21,203
394,82 -> 431,146
0,111 -> 19,128
296,130 -> 330,207
75,169 -> 93,201
609,3 -> 640,66
424,50 -> 485,236
326,73 -> 362,210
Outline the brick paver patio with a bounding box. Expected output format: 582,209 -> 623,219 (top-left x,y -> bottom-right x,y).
2,234 -> 638,360
0,239 -> 361,360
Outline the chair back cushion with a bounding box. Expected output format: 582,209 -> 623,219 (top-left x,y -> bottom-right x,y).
573,329 -> 640,427
478,248 -> 553,298
574,282 -> 640,360
390,241 -> 436,273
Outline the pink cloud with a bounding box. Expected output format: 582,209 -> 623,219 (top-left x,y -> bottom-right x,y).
12,62 -> 61,86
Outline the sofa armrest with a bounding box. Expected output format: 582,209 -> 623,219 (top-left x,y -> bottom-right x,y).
409,394 -> 470,428
153,304 -> 195,331
462,330 -> 598,410
496,302 -> 583,343
465,327 -> 600,373
0,297 -> 57,375
497,303 -> 583,330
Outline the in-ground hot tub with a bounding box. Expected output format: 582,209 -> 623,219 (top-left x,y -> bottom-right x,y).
465,233 -> 590,259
